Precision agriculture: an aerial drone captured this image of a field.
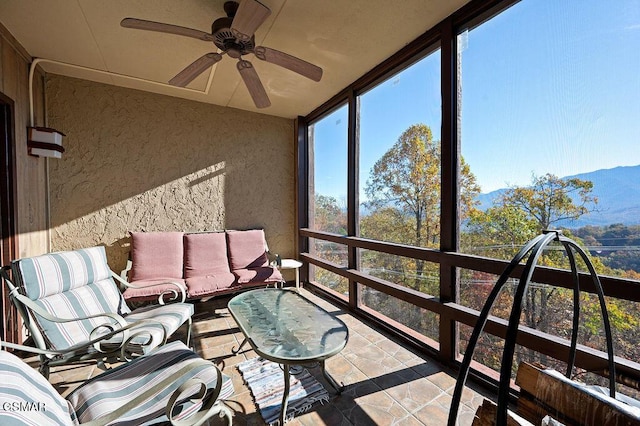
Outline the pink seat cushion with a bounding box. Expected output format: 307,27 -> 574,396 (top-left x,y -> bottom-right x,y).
184,232 -> 231,277
122,279 -> 187,301
233,267 -> 282,284
130,232 -> 184,281
226,229 -> 269,270
185,273 -> 237,298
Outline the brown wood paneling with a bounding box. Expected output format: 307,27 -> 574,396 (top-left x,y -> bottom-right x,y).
0,22 -> 31,65
0,94 -> 19,343
0,20 -> 47,343
0,37 -> 4,93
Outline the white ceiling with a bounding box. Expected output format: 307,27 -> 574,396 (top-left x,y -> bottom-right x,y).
0,0 -> 469,119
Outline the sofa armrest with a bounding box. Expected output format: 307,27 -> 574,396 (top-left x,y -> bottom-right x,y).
120,259 -> 133,281
111,271 -> 187,304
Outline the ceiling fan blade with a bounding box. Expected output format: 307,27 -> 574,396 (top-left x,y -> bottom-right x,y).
121,18 -> 214,42
254,46 -> 322,82
169,53 -> 223,87
237,60 -> 271,108
230,0 -> 271,42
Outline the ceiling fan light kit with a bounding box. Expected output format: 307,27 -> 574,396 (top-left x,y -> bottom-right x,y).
121,0 -> 323,109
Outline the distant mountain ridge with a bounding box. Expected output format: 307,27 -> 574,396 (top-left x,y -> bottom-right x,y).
476,165 -> 640,228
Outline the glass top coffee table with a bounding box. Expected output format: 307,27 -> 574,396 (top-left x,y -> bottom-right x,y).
228,288 -> 348,424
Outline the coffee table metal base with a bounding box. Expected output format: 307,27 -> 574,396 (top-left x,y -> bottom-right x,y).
228,289 -> 348,424
279,360 -> 343,425
234,338 -> 344,424
231,337 -> 248,355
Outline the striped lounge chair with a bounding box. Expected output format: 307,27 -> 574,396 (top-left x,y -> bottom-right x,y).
0,246 -> 194,377
0,340 -> 234,425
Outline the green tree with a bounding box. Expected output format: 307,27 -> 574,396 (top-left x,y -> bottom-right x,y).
462,173 -> 640,374
364,123 -> 480,281
312,193 -> 348,293
313,193 -> 346,234
465,205 -> 538,259
496,174 -> 599,341
361,123 -> 479,341
365,124 -> 441,249
500,173 -> 598,231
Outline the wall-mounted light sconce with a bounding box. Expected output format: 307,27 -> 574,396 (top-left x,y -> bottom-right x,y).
27,126 -> 65,158
28,58 -> 68,159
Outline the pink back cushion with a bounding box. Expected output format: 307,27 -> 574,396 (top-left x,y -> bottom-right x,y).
233,266 -> 283,284
184,232 -> 231,277
226,229 -> 269,270
129,232 -> 184,281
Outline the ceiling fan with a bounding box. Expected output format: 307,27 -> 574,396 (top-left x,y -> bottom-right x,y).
121,0 -> 323,109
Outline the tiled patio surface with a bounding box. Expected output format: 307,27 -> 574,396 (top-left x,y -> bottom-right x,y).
39,288 -> 489,425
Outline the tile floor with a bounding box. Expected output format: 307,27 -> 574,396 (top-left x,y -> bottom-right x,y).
39,288 -> 489,425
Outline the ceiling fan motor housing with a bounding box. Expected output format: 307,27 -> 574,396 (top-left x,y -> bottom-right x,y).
212,1 -> 254,57
120,0 -> 321,108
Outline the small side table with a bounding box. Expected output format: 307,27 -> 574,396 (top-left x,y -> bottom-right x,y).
278,259 -> 303,291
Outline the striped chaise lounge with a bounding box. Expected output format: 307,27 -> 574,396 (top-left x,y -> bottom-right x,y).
0,340 -> 234,425
0,246 -> 194,377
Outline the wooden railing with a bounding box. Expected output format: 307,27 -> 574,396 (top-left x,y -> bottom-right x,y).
299,228 -> 640,391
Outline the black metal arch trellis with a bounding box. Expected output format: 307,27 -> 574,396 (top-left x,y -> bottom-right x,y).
447,230 -> 616,426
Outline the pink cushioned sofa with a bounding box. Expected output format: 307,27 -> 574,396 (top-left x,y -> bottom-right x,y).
121,229 -> 283,302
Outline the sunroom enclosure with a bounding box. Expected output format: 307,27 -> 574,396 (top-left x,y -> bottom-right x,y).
1,0 -> 639,414
296,0 -> 640,396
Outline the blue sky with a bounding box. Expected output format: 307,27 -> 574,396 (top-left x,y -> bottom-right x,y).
313,0 -> 640,202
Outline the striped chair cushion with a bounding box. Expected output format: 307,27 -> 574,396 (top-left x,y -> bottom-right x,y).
0,351 -> 78,426
12,245 -> 193,355
111,302 -> 195,351
30,278 -> 131,351
34,292 -> 193,352
15,246 -> 113,300
67,341 -> 234,424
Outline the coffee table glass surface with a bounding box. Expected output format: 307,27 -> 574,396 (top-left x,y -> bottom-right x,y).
228,288 -> 348,363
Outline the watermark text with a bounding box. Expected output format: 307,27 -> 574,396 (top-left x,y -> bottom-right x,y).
2,401 -> 46,412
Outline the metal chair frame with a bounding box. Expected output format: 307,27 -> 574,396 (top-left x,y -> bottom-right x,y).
1,260 -> 192,377
0,339 -> 233,426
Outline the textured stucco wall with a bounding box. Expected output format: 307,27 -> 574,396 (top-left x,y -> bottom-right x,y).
46,75 -> 295,274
